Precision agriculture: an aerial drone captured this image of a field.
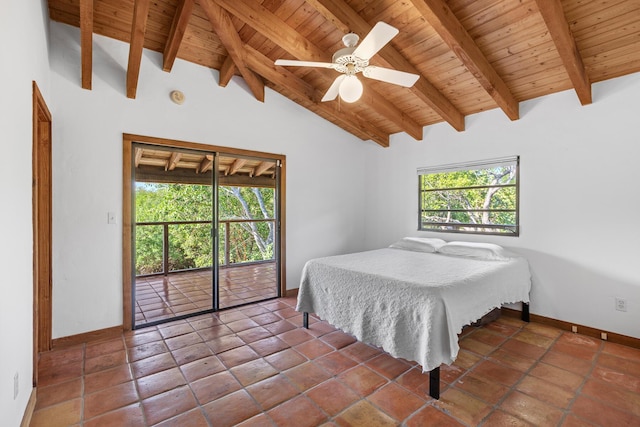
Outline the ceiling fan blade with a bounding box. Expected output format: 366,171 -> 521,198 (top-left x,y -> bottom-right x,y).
274,59 -> 336,69
321,75 -> 346,102
362,66 -> 420,87
352,22 -> 399,60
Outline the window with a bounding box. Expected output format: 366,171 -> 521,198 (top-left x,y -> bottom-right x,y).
418,156 -> 519,236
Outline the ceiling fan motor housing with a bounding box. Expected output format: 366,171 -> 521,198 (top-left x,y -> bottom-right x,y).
332,47 -> 369,75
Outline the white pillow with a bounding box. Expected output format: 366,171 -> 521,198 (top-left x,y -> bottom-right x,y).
437,241 -> 513,261
389,237 -> 446,253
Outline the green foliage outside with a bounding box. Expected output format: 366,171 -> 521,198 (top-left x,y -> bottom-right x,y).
135,183 -> 275,275
419,166 -> 517,234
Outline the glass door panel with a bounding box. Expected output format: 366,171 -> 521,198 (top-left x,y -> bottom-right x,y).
133,143 -> 215,327
217,155 -> 280,309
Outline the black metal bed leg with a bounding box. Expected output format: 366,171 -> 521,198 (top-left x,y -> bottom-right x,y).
303,312 -> 309,329
429,366 -> 440,399
522,302 -> 530,322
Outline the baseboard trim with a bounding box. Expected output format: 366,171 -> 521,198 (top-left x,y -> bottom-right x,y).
20,388 -> 37,427
51,325 -> 123,349
501,307 -> 640,349
285,288 -> 299,298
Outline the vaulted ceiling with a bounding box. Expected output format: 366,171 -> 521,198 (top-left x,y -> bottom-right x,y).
48,0 -> 640,147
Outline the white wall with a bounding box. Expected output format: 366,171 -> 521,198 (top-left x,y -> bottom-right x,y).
0,0 -> 51,424
364,73 -> 640,339
49,22 -> 371,339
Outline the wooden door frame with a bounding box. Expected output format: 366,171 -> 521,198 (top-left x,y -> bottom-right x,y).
32,81 -> 53,385
122,134 -> 286,331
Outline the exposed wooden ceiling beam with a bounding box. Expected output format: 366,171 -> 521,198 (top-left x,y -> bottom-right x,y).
312,0 -> 465,132
218,56 -> 236,87
198,155 -> 213,173
409,0 -> 519,121
162,0 -> 194,72
244,45 -> 390,147
214,0 -> 423,141
253,161 -> 274,177
535,0 -> 592,105
228,158 -> 247,175
79,0 -> 93,90
166,152 -> 182,171
126,0 -> 150,99
217,0 -> 284,88
201,0 -> 265,102
134,147 -> 143,167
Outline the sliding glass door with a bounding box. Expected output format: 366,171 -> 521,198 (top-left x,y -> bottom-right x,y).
130,143 -> 281,328
217,154 -> 280,309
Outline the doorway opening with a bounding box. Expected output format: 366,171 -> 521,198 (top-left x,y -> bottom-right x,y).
123,135 -> 285,330
32,81 -> 52,386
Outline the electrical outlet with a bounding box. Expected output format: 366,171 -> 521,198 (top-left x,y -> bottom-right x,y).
13,372 -> 18,399
615,297 -> 627,312
601,332 -> 608,341
571,325 -> 578,333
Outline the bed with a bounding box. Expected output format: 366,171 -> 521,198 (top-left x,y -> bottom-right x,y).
295,238 -> 532,399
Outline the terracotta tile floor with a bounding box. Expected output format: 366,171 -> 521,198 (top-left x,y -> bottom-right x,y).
33,297 -> 640,426
135,263 -> 277,325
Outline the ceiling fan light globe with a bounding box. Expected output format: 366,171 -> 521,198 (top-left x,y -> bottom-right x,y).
339,76 -> 363,103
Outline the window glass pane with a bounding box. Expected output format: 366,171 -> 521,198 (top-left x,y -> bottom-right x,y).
418,159 -> 519,235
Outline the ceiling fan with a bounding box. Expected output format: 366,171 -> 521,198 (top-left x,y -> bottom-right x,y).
275,22 -> 420,103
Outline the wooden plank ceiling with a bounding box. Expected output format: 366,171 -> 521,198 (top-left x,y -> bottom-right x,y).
134,147 -> 277,186
48,0 -> 640,147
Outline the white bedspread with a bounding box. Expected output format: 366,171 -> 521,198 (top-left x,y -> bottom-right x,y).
296,248 -> 531,371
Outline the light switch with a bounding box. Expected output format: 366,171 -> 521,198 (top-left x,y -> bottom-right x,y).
108,212 -> 117,225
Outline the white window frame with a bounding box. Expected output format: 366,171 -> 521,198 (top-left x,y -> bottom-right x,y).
417,156 -> 520,236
